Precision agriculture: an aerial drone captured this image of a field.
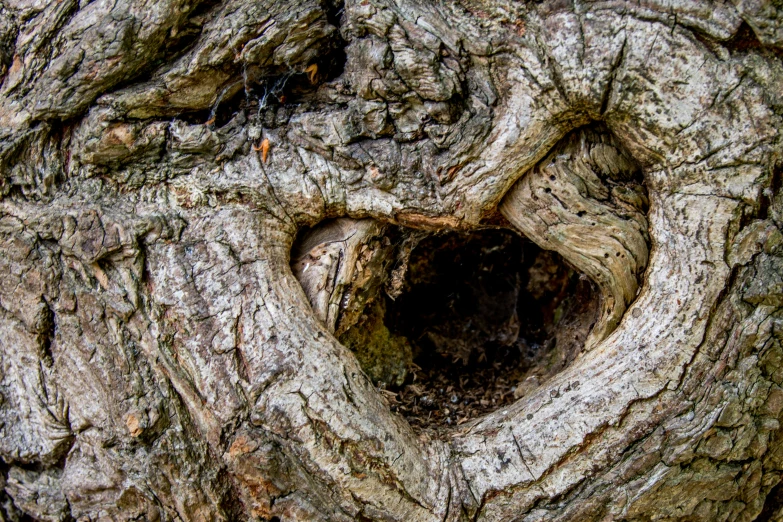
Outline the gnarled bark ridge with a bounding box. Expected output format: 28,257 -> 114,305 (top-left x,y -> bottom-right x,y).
1,0 -> 783,520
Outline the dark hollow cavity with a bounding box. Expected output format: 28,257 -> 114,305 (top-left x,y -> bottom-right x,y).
339,229 -> 598,434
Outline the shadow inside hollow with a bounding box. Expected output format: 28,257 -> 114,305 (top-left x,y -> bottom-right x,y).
375,229 -> 598,433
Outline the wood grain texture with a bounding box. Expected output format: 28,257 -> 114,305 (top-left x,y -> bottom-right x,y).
0,0 -> 782,520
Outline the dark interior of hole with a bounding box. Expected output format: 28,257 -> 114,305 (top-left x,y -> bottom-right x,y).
346,229 -> 598,432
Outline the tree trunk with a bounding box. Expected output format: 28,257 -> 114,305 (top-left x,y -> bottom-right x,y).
1,0 -> 783,520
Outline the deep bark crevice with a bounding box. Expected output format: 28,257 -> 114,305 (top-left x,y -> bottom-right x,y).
724,21 -> 765,54
759,471 -> 783,520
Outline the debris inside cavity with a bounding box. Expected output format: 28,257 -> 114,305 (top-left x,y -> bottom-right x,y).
339,229 -> 598,435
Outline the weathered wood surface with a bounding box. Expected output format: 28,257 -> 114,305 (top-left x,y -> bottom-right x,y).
1,0 -> 783,520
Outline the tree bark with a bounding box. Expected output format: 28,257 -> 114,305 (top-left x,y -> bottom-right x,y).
1,0 -> 783,520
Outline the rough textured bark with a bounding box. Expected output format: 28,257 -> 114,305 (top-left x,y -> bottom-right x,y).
1,0 -> 783,520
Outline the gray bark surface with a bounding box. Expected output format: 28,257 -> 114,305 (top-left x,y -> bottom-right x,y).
1,0 -> 783,520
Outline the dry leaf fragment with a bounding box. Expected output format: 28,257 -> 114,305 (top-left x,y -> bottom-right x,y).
305,63 -> 318,84
261,138 -> 270,162
253,138 -> 271,162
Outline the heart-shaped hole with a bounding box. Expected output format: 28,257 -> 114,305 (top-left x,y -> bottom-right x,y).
292,222 -> 598,434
